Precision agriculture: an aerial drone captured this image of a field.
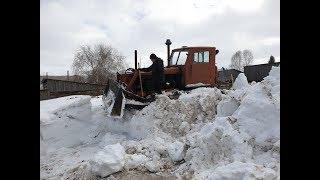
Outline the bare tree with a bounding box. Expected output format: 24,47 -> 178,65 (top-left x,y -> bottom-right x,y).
229,49 -> 254,71
72,75 -> 86,83
229,50 -> 243,71
72,44 -> 126,84
242,49 -> 253,66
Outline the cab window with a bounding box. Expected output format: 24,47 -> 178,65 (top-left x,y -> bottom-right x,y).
194,51 -> 210,63
171,51 -> 188,65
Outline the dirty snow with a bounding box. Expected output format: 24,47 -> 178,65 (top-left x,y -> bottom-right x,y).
195,161 -> 277,180
124,154 -> 149,170
125,99 -> 149,106
40,66 -> 280,179
185,83 -> 211,88
167,141 -> 185,162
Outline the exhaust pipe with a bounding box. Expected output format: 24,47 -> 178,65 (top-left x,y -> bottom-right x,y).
165,39 -> 172,67
134,50 -> 137,69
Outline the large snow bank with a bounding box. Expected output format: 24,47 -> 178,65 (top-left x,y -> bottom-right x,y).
40,95 -> 91,124
232,83 -> 280,145
40,95 -> 107,150
41,66 -> 280,179
233,67 -> 280,145
263,67 -> 280,110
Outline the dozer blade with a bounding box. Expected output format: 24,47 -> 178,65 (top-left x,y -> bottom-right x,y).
102,79 -> 126,118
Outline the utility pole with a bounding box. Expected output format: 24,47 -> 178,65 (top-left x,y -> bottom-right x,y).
46,72 -> 48,79
67,71 -> 70,81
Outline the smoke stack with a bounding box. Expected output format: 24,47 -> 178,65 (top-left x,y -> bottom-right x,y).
165,39 -> 172,66
134,50 -> 137,69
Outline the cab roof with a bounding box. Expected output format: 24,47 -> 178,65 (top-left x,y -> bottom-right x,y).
172,46 -> 216,52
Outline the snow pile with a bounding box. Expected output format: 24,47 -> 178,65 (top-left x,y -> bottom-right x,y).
124,154 -> 149,170
40,136 -> 47,156
121,134 -> 176,173
98,132 -> 127,148
41,66 -> 280,179
167,141 -> 186,162
263,67 -> 280,110
127,87 -> 222,139
232,67 -> 280,145
232,83 -> 280,145
90,143 -> 126,177
195,161 -> 277,180
176,117 -> 253,175
216,97 -> 240,117
40,95 -> 91,124
40,95 -> 99,150
232,73 -> 249,90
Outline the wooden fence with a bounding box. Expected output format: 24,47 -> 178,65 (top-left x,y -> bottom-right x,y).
40,78 -> 107,100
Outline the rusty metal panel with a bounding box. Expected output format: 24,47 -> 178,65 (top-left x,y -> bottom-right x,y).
184,47 -> 217,86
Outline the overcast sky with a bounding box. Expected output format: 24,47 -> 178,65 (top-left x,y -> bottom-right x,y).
40,0 -> 279,75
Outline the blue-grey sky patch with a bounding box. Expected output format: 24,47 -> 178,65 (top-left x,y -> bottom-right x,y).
134,11 -> 147,21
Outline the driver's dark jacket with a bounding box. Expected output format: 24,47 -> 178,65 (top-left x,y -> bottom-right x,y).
141,58 -> 165,91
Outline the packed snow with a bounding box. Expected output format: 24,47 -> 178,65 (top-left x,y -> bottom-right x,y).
231,73 -> 249,90
40,66 -> 280,179
89,143 -> 126,177
185,83 -> 211,88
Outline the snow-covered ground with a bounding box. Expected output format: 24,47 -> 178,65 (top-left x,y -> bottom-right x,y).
40,67 -> 280,180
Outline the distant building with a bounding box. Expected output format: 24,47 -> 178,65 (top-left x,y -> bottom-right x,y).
218,68 -> 242,83
244,62 -> 280,82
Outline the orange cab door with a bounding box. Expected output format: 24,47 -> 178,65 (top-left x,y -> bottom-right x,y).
185,49 -> 216,86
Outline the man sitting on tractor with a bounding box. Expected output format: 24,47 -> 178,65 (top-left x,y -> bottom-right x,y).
142,53 -> 165,94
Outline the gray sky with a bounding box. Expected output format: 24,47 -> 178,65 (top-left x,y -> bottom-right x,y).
40,0 -> 279,75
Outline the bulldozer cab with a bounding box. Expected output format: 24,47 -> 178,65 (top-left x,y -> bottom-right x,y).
169,46 -> 218,87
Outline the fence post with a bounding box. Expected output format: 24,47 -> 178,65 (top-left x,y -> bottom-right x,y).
230,74 -> 234,84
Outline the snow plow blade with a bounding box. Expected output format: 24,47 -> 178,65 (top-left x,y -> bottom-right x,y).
102,79 -> 152,118
102,79 -> 126,118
